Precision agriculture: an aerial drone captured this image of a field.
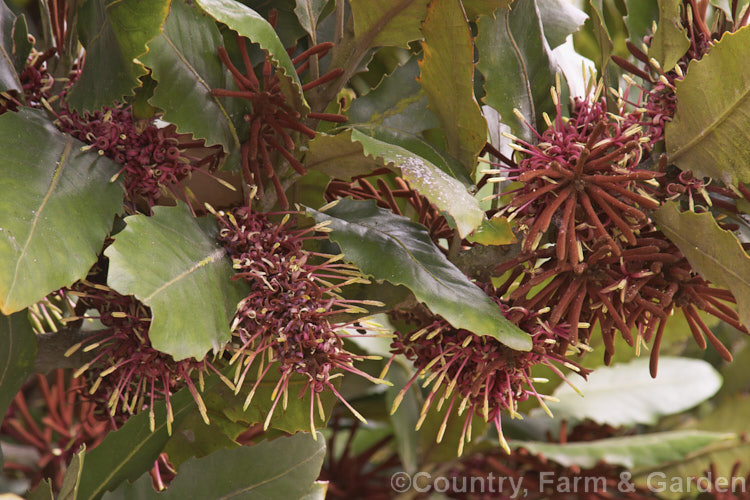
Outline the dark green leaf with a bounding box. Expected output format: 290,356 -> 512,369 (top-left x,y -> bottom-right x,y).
196,0 -> 308,113
294,0 -> 329,39
654,202 -> 750,328
163,410 -> 243,468
77,376 -> 221,500
665,28 -> 750,185
67,0 -> 170,111
624,0 -> 659,44
649,0 -> 690,71
59,445 -> 85,500
0,109 -> 123,314
386,362 -> 420,474
104,203 -> 248,360
307,128 -> 482,236
419,0 -> 487,172
477,0 -> 556,143
538,0 -> 589,49
512,431 -> 733,469
0,0 -> 22,92
27,479 -> 54,500
12,15 -> 31,74
307,199 -> 531,350
543,357 -> 722,426
140,0 -> 242,160
346,58 -> 441,135
349,0 -> 429,49
0,312 -> 36,421
587,0 -> 615,91
103,432 -> 326,500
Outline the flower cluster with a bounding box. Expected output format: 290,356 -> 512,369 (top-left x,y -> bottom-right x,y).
214,203 -> 386,433
389,300 -> 588,455
212,16 -> 346,209
54,104 -> 223,210
61,265 -> 220,432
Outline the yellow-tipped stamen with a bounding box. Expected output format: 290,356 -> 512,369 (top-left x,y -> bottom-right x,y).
64,342 -> 84,358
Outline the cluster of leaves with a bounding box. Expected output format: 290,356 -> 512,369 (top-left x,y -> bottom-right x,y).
1,0 -> 750,499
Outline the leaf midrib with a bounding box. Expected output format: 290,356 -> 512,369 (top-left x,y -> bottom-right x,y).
4,140 -> 72,306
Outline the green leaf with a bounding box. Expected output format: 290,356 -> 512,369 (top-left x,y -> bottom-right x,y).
0,312 -> 36,421
0,0 -> 22,93
104,203 -> 248,360
311,128 -> 482,237
665,28 -> 750,185
59,445 -> 85,500
307,198 -> 532,350
205,367 -> 337,434
654,202 -> 750,329
512,431 -> 733,469
140,0 -> 242,160
462,0 -> 512,19
477,0 -> 556,143
294,0 -> 329,39
301,481 -> 328,500
346,58 -> 441,135
11,14 -> 31,75
386,362 -> 420,474
195,0 -> 308,113
538,0 -> 589,49
587,0 -> 615,90
466,215 -> 517,245
542,357 -> 722,426
163,410 -> 243,468
649,0 -> 690,71
0,109 -> 124,314
77,375 -> 223,500
624,0 -> 659,45
103,432 -> 326,500
419,0 -> 487,172
349,0 -> 429,49
27,479 -> 54,500
67,0 -> 170,111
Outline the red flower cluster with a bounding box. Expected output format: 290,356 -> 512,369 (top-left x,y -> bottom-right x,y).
389,300 -> 588,455
214,203 -> 386,433
54,104 -> 222,210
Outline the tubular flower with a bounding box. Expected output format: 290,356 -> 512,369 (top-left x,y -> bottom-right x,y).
211,13 -> 346,209
325,169 -> 455,248
62,268 -> 222,432
0,371 -> 112,491
214,203 -> 388,434
490,86 -> 660,265
54,104 -> 223,211
389,302 -> 588,456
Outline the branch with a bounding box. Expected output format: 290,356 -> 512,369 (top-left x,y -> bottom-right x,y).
34,327 -> 101,373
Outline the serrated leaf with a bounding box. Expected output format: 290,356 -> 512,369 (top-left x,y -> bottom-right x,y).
0,0 -> 22,93
308,199 -> 531,350
346,58 -> 441,135
67,0 -> 170,111
419,0 -> 487,173
649,0 -> 690,71
477,0 -> 556,143
140,0 -> 242,160
466,215 -> 516,245
77,378 -> 207,500
538,0 -> 588,49
542,357 -> 722,426
104,203 -> 248,360
654,202 -> 750,329
294,0 -> 328,39
195,0 -> 308,113
103,432 -> 326,500
512,431 -> 733,469
327,128 -> 483,237
349,0 -> 429,49
0,312 -> 36,420
59,445 -> 85,500
462,0 -> 512,19
666,28 -> 750,185
0,109 -> 124,314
